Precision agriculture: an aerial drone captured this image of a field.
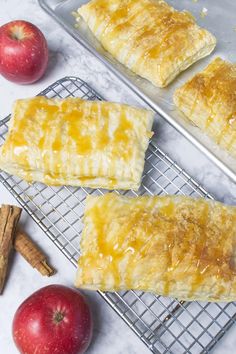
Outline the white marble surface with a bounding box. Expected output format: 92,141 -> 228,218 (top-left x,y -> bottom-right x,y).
0,1 -> 236,353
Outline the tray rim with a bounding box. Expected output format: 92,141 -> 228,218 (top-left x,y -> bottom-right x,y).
38,0 -> 236,184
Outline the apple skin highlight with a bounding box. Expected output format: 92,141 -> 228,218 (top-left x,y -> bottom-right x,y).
0,20 -> 48,84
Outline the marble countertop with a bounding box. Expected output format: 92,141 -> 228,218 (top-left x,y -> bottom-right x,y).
0,1 -> 236,353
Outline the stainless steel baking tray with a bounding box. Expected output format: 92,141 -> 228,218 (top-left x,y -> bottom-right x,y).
39,0 -> 236,183
1,76 -> 236,354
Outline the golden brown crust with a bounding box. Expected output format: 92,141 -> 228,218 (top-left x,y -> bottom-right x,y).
76,194 -> 236,302
76,0 -> 216,87
0,97 -> 153,190
174,57 -> 236,158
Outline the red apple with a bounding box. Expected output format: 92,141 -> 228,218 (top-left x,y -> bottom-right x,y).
0,20 -> 48,84
12,285 -> 93,354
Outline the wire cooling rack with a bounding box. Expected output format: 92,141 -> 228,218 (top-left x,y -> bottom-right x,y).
0,77 -> 235,354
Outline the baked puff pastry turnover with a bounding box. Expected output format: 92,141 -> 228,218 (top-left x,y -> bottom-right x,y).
0,97 -> 154,190
76,0 -> 216,87
76,193 -> 236,302
174,58 -> 236,158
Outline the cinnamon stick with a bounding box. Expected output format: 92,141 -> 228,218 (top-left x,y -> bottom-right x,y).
14,230 -> 55,276
0,205 -> 22,293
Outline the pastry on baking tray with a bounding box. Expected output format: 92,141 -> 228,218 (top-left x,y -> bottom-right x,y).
76,193 -> 236,302
0,97 -> 154,190
76,0 -> 216,87
174,57 -> 236,158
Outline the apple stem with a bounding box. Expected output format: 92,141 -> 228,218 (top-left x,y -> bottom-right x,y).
10,26 -> 27,41
53,311 -> 65,324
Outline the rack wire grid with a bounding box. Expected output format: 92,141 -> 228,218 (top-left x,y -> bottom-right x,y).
0,76 -> 235,354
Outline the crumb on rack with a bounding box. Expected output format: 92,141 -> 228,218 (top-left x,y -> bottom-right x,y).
200,7 -> 208,18
71,11 -> 78,18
